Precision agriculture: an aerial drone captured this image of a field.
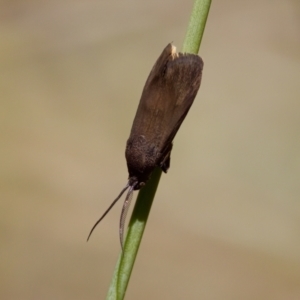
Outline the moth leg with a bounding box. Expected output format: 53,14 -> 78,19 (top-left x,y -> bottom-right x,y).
161,153 -> 170,173
159,143 -> 173,173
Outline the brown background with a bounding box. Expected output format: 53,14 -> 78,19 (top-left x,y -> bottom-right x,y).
1,1 -> 300,299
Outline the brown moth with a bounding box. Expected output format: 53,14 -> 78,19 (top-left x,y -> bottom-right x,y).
88,43 -> 203,247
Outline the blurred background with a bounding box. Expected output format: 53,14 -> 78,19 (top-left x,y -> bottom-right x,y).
1,0 -> 300,299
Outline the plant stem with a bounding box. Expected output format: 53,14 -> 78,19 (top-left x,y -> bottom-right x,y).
183,0 -> 211,54
106,1 -> 211,299
106,168 -> 162,299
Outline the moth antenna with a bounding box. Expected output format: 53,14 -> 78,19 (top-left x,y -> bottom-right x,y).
87,183 -> 130,241
119,182 -> 138,250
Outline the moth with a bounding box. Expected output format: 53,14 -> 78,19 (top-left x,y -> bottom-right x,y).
88,43 -> 203,247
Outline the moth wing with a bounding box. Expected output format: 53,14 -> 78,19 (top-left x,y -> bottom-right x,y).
129,44 -> 203,157
159,49 -> 203,151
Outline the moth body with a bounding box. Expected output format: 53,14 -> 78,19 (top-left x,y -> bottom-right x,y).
88,43 -> 203,248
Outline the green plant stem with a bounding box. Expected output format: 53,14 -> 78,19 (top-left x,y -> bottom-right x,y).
106,0 -> 211,299
106,168 -> 162,300
182,0 -> 211,54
